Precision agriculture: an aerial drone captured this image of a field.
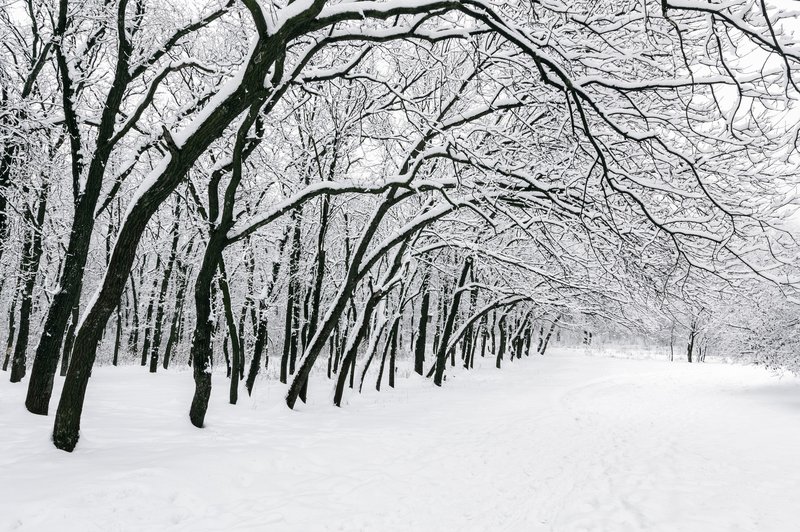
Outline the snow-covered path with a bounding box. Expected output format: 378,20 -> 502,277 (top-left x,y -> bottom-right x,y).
2,349 -> 800,531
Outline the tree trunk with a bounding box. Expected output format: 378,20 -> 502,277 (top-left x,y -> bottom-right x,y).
10,184 -> 48,383
331,324 -> 341,374
162,259 -> 190,370
245,304 -> 269,395
490,310 -> 497,357
538,315 -> 561,356
523,325 -> 532,357
388,317 -> 398,388
127,270 -> 141,359
187,232 -> 226,428
140,255 -> 163,366
2,272 -> 20,371
280,210 -> 302,383
222,332 -> 231,377
218,258 -> 241,405
112,305 -> 122,366
148,205 -> 180,372
433,258 -> 472,386
375,317 -> 398,392
461,286 -> 478,369
327,334 -> 335,378
59,305 -> 79,377
0,141 -> 12,268
236,246 -> 255,382
414,271 -> 430,375
432,279 -> 449,356
496,314 -> 507,369
479,316 -> 487,359
359,314 -> 390,393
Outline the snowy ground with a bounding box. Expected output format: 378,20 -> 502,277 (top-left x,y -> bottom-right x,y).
2,348 -> 800,531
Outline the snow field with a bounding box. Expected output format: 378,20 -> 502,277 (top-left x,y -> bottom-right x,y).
1,349 -> 800,531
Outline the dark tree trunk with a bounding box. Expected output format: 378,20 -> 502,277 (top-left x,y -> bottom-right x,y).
490,310 -> 497,356
327,334 -> 335,378
469,328 -> 479,368
496,314 -> 507,369
333,213 -> 352,379
279,281 -> 295,383
236,247 -> 255,382
2,273 -> 21,371
222,332 -> 231,378
300,288 -> 311,359
0,140 -> 12,268
376,317 -> 399,392
432,280 -> 449,356
336,291 -> 398,406
245,305 -> 269,395
280,210 -> 302,383
218,259 -> 241,405
162,259 -> 190,370
414,271 -> 430,375
127,270 -> 141,359
60,305 -> 79,377
140,255 -> 162,366
359,316 -> 390,393
479,316 -> 488,359
237,302 -> 249,379
148,206 -> 181,372
348,348 -> 356,389
331,324 -> 341,373
244,301 -> 267,392
188,232 -> 227,428
10,184 -> 48,383
461,286 -> 478,369
112,305 -> 122,366
433,258 -> 472,386
524,326 -> 532,356
388,317 -> 398,388
538,316 -> 560,356
515,316 -> 528,359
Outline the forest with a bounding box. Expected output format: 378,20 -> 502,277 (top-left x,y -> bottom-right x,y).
2,1 -> 800,529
